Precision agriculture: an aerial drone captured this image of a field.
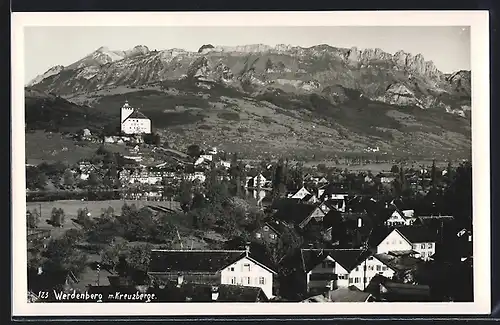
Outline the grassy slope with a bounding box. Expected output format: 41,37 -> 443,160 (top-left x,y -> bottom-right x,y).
26,80 -> 471,161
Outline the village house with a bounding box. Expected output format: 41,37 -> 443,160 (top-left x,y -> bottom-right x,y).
78,162 -> 99,180
148,247 -> 277,299
378,172 -> 396,184
185,172 -> 207,183
287,186 -> 312,200
120,100 -> 152,135
253,219 -> 292,245
376,227 -> 438,261
300,193 -> 320,204
271,199 -> 335,229
218,160 -> 231,169
384,207 -> 417,227
300,248 -> 397,293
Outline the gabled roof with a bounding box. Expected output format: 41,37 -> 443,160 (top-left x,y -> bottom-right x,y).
300,248 -> 370,273
123,109 -> 149,122
148,250 -> 276,274
396,226 -> 439,244
374,253 -> 423,272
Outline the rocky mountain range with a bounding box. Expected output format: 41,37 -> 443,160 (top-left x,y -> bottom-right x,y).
25,43 -> 472,159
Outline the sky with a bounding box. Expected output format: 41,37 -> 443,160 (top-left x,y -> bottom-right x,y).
24,26 -> 470,83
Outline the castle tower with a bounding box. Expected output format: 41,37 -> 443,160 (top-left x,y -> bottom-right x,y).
120,100 -> 134,123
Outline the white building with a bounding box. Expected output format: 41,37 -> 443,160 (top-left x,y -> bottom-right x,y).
120,101 -> 152,135
385,208 -> 416,227
376,227 -> 438,261
301,249 -> 396,293
253,173 -> 267,188
288,186 -> 311,200
148,248 -> 277,299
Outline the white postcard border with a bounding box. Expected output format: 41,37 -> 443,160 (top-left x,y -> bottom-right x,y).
11,11 -> 490,316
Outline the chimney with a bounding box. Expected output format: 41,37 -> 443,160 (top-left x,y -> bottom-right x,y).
177,274 -> 184,287
211,286 -> 219,301
245,242 -> 251,255
358,218 -> 363,228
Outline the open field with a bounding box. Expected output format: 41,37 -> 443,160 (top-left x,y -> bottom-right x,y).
27,199 -> 181,219
25,130 -> 130,165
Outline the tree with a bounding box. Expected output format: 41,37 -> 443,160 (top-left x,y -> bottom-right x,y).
88,171 -> 101,188
62,169 -> 75,187
272,158 -> 287,199
265,58 -> 274,71
125,243 -> 154,273
77,207 -> 91,226
177,180 -> 193,212
50,208 -> 65,227
431,160 -> 437,193
43,236 -> 88,277
27,210 -> 40,229
390,165 -> 400,174
100,238 -> 129,272
187,144 -> 202,159
154,214 -> 176,244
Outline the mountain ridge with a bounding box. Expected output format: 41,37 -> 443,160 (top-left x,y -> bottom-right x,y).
25,42 -> 472,160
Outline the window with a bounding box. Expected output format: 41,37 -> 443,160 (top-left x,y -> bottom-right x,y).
382,265 -> 387,271
376,265 -> 381,271
368,265 -> 374,271
427,243 -> 433,249
246,277 -> 251,285
421,244 -> 426,249
422,252 -> 427,258
354,277 -> 360,283
399,240 -> 403,245
349,278 -> 353,284
258,277 -> 266,285
338,274 -> 348,280
243,264 -> 251,272
230,277 -> 236,284
229,267 -> 235,272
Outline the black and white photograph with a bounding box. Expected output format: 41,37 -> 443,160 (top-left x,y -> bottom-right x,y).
12,11 -> 490,316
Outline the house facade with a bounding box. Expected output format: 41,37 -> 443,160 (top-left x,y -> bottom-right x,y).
377,228 -> 437,261
220,256 -> 275,299
385,209 -> 416,227
302,249 -> 396,293
288,187 -> 312,200
148,249 -> 276,299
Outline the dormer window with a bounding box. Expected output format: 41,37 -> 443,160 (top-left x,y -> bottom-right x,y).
243,263 -> 251,272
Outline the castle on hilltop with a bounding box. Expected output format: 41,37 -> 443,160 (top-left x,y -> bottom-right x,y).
120,100 -> 152,135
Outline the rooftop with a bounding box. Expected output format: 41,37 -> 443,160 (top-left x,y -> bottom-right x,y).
396,226 -> 439,244
300,248 -> 371,273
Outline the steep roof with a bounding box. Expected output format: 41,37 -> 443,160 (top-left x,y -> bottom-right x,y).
123,109 -> 149,122
148,250 -> 276,274
300,248 -> 370,273
374,253 -> 423,272
148,250 -> 246,273
396,226 -> 439,244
